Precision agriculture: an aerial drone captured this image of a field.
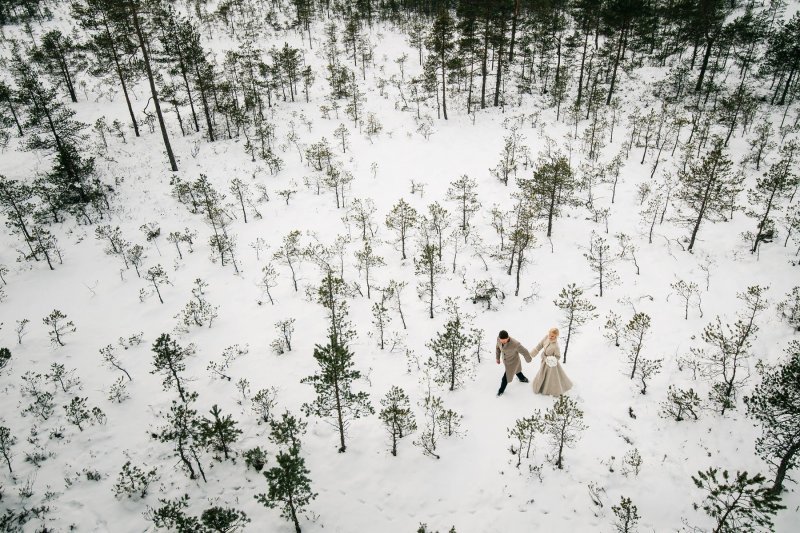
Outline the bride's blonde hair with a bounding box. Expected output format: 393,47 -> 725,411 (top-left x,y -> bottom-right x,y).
548,327 -> 560,337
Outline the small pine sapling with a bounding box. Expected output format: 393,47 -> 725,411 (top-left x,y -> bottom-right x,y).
46,363 -> 80,393
669,279 -> 701,320
145,265 -> 170,304
140,222 -> 162,255
15,318 -> 29,344
622,313 -> 651,380
100,344 -> 132,381
0,426 -> 16,473
554,283 -> 597,363
543,395 -> 587,469
371,290 -> 392,350
611,496 -> 640,533
108,376 -> 130,403
776,286 -> 800,331
583,232 -> 618,297
200,506 -> 250,532
42,309 -> 76,347
150,333 -> 194,403
621,449 -> 643,477
660,386 -> 701,421
636,357 -> 663,395
198,405 -> 242,461
244,447 -> 268,472
269,411 -> 308,452
379,386 -> 417,456
252,387 -> 279,425
0,347 -> 10,372
603,311 -> 622,347
507,413 -> 542,468
64,397 -> 93,431
113,461 -> 158,499
146,494 -> 202,531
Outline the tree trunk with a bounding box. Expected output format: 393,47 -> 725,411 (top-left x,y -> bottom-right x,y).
102,14 -> 140,137
508,0 -> 519,63
606,25 -> 626,105
751,189 -> 777,253
771,441 -> 800,495
494,13 -> 506,107
480,16 -> 489,109
695,35 -> 715,93
130,0 -> 178,171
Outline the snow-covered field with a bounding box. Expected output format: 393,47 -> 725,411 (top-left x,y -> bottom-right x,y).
1,2 -> 799,532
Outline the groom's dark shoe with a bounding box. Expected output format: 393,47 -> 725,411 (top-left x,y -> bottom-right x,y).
497,388 -> 504,396
517,373 -> 529,383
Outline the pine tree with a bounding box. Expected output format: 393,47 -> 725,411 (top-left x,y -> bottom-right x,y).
543,395 -> 587,469
0,426 -> 16,473
776,287 -> 800,332
621,312 -> 651,380
414,243 -> 444,319
522,154 -> 575,237
31,30 -> 81,103
695,286 -> 767,413
301,335 -> 373,453
507,413 -> 542,468
0,176 -> 39,260
255,446 -> 316,533
660,385 -> 702,422
355,240 -> 385,300
147,494 -> 202,532
150,333 -> 193,403
385,199 -> 418,260
554,284 -> 597,363
371,290 -> 391,350
269,411 -> 307,452
123,0 -> 177,170
379,386 -> 417,456
691,468 -> 784,532
491,129 -> 526,186
748,141 -> 798,254
200,506 -> 250,533
316,270 -> 355,345
198,405 -> 242,460
155,393 -> 206,482
676,138 -> 738,252
425,302 -> 475,391
446,174 -> 480,239
611,496 -> 640,533
670,279 -> 700,320
0,80 -> 24,136
64,396 -> 92,431
414,388 -> 461,460
584,232 -> 618,297
72,0 -> 142,137
425,9 -> 456,120
145,264 -> 170,304
42,309 -> 75,346
273,230 -> 304,291
744,341 -> 800,495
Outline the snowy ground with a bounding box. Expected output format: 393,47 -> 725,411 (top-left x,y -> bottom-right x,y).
1,5 -> 799,533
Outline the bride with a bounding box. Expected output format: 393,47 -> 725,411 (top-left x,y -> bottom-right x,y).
530,327 -> 573,396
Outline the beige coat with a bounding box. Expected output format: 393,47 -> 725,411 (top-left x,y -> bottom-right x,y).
496,337 -> 531,382
530,336 -> 573,396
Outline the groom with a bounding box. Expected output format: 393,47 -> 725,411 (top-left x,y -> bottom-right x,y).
495,330 -> 531,396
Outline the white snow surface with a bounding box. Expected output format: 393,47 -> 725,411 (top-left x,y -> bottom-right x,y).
0,5 -> 799,533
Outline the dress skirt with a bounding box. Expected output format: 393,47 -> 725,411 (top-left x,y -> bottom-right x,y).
531,358 -> 573,396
